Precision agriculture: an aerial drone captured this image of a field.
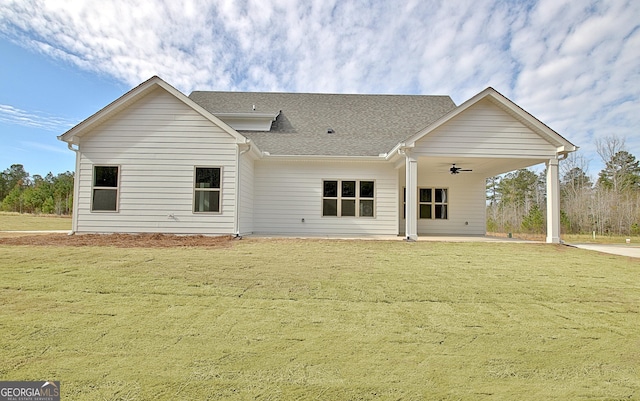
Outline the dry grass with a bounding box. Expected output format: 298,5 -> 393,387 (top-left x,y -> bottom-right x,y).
0,238 -> 638,400
0,212 -> 71,231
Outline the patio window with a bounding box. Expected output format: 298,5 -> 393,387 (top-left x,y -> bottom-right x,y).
419,188 -> 448,219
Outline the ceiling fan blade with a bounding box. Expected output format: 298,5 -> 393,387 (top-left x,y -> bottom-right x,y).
450,164 -> 472,174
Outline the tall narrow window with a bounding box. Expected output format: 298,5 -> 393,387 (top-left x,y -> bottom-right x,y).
434,188 -> 448,219
403,187 -> 406,219
419,188 -> 432,219
341,181 -> 356,216
322,180 -> 375,217
194,167 -> 221,213
323,181 -> 338,216
92,166 -> 119,211
359,181 -> 375,217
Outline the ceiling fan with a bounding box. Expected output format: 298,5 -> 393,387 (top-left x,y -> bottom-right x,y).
450,164 -> 473,174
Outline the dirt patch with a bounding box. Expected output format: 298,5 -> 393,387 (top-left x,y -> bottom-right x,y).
0,233 -> 235,248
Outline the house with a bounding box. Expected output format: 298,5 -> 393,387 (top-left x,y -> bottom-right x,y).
58,76 -> 577,243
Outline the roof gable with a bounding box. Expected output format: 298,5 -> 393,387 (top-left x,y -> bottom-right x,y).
403,87 -> 577,154
58,76 -> 247,145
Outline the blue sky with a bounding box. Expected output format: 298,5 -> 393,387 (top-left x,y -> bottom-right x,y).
1,0 -> 638,179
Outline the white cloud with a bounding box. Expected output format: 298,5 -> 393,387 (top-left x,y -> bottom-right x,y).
21,140 -> 69,154
0,0 -> 638,174
0,104 -> 77,132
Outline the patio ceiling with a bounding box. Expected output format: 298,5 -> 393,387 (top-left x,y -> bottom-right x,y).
417,156 -> 550,178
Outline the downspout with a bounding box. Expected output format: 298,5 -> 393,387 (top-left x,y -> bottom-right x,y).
234,140 -> 252,238
67,142 -> 80,235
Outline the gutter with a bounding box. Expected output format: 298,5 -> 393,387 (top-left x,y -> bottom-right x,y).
66,142 -> 80,235
259,153 -> 387,162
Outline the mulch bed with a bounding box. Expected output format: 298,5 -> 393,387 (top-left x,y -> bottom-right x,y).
0,233 -> 235,248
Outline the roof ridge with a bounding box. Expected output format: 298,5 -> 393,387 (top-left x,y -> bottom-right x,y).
189,90 -> 452,98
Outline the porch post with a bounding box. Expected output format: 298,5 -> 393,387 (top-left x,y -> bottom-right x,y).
546,158 -> 560,243
405,152 -> 418,241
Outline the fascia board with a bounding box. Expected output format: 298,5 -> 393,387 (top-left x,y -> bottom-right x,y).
214,112 -> 279,119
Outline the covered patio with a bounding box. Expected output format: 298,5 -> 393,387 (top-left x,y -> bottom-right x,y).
392,88 -> 577,243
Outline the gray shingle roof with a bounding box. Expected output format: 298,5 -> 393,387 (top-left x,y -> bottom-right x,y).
188,91 -> 456,157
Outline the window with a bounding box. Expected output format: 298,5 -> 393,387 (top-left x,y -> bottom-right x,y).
419,188 -> 448,219
323,180 -> 375,217
194,167 -> 221,213
92,166 -> 119,211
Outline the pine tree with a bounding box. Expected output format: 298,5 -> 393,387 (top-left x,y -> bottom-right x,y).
597,150 -> 640,192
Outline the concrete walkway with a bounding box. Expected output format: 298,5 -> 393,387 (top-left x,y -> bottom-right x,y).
247,234 -> 537,243
567,243 -> 640,258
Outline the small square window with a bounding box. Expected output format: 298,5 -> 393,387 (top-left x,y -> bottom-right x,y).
360,199 -> 374,217
420,188 -> 431,203
360,181 -> 374,198
324,181 -> 338,198
420,203 -> 432,219
94,166 -> 118,187
195,168 -> 220,189
323,199 -> 338,216
341,199 -> 356,216
342,181 -> 356,198
194,191 -> 220,213
92,188 -> 118,211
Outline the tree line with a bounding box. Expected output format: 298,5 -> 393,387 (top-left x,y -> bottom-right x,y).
0,164 -> 74,215
487,135 -> 640,236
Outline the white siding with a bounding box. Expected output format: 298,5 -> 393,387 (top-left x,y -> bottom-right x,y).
76,88 -> 238,234
238,153 -> 255,235
413,99 -> 557,159
399,168 -> 486,236
253,160 -> 398,236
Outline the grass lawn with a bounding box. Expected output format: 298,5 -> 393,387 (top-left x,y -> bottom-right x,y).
0,212 -> 71,231
0,238 -> 638,400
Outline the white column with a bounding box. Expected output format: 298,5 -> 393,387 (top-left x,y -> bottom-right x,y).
405,153 -> 418,241
546,158 -> 560,243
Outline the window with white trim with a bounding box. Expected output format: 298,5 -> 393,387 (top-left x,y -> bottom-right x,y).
323,180 -> 375,217
91,166 -> 119,212
194,167 -> 222,213
419,188 -> 448,219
